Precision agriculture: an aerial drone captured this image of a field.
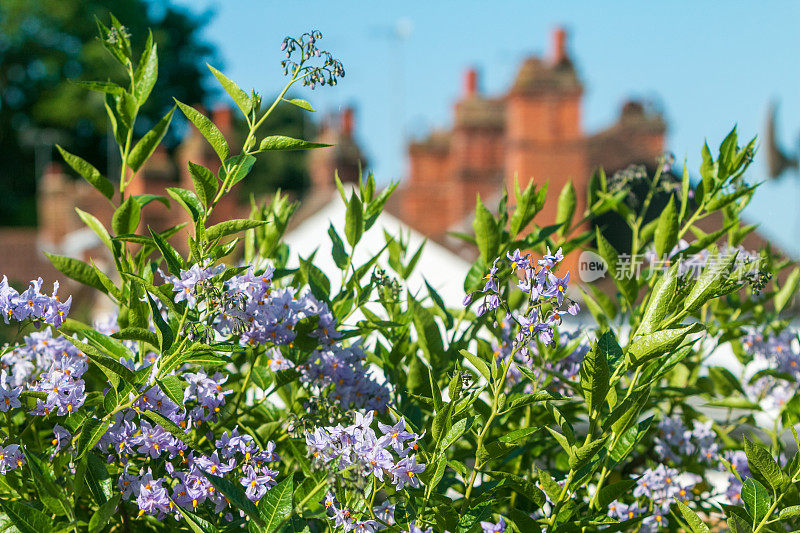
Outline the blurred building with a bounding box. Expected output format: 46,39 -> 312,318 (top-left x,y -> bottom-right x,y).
390,28 -> 666,273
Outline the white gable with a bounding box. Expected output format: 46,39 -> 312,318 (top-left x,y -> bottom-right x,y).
283,192 -> 472,307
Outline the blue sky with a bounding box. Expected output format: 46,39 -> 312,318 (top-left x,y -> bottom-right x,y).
172,0 -> 800,256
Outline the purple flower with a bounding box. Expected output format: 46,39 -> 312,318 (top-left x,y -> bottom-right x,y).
538,247 -> 564,271
136,480 -> 170,517
391,455 -> 425,490
507,249 -> 529,271
0,370 -> 21,412
542,272 -> 570,306
51,424 -> 71,456
481,517 -> 506,533
0,444 -> 25,473
240,465 -> 278,501
373,500 -> 395,525
377,417 -> 414,453
195,451 -> 236,476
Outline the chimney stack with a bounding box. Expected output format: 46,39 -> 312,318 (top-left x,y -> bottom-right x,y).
212,105 -> 233,134
341,107 -> 354,137
552,27 -> 567,64
464,67 -> 478,97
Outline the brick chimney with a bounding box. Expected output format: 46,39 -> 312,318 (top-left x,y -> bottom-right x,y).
213,105 -> 234,136
464,67 -> 478,97
341,107 -> 354,138
552,27 -> 568,64
38,162 -> 72,247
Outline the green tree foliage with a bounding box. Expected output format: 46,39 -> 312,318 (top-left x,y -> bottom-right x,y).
0,0 -> 216,225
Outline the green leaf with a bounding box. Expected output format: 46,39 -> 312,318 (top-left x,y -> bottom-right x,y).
328,225 -> 348,270
256,135 -> 330,152
112,327 -> 159,347
44,252 -> 106,293
133,34 -> 158,105
283,98 -> 315,112
779,506 -> 800,519
76,417 -> 112,460
775,267 -> 800,313
473,195 -> 500,264
678,160 -> 691,220
654,195 -> 679,258
146,292 -> 174,353
88,493 -> 122,533
440,417 -> 472,450
206,219 -> 267,242
499,426 -> 538,444
508,390 -> 563,411
596,228 -> 637,305
141,410 -> 197,448
555,182 -> 577,236
744,437 -> 785,492
345,192 -> 364,247
76,208 -> 113,250
175,100 -> 230,161
129,106 -> 174,172
188,162 -> 219,208
203,473 -> 265,527
365,182 -> 398,230
257,474 -> 294,532
166,186 -> 203,222
486,471 -> 547,507
683,250 -> 732,311
157,375 -> 186,409
57,145 -> 114,200
112,196 -> 141,235
158,350 -> 230,377
638,262 -> 679,336
596,479 -> 636,509
460,349 -> 490,382
569,436 -> 607,470
741,477 -> 772,523
0,498 -> 54,533
175,505 -> 220,533
208,64 -> 251,116
676,501 -> 709,533
23,448 -> 70,516
581,331 -> 613,418
149,226 -> 184,277
222,154 -> 257,188
626,324 -> 702,367
73,80 -> 124,96
84,452 -> 112,505
65,336 -> 137,386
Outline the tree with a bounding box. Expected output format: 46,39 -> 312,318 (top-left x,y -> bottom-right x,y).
0,0 -> 218,225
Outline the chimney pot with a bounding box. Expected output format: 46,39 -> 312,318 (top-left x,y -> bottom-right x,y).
552,27 -> 568,64
341,107 -> 354,137
464,68 -> 478,97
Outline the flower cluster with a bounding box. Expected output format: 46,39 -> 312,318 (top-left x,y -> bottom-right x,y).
306,411 -> 425,531
493,320 -> 588,394
280,31 -> 345,89
105,425 -> 280,519
742,328 -> 800,409
172,264 -> 390,412
0,329 -> 88,416
608,464 -> 698,532
0,276 -> 71,327
0,444 -> 25,474
722,450 -> 752,504
654,415 -> 719,465
465,248 -> 579,348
